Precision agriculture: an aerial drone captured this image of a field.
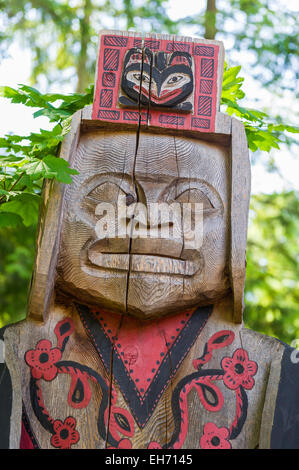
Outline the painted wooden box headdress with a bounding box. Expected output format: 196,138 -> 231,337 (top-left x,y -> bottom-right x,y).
27,31 -> 250,325
92,32 -> 224,133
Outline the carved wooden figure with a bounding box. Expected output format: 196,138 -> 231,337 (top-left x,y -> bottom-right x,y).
1,31 -> 299,450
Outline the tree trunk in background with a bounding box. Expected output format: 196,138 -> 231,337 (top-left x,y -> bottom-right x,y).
124,0 -> 135,29
204,0 -> 217,40
76,0 -> 92,92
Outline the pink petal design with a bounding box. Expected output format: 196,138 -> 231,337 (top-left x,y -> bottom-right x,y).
25,339 -> 61,381
222,348 -> 258,391
148,441 -> 162,449
70,430 -> 80,446
221,357 -> 233,370
223,372 -> 239,390
118,439 -> 132,449
247,360 -> 258,375
24,350 -> 38,368
49,348 -> 62,363
53,420 -> 64,433
30,367 -> 43,380
203,422 -> 221,436
241,375 -> 254,390
51,417 -> 80,449
35,339 -> 53,353
43,365 -> 59,381
234,348 -> 248,363
219,439 -> 232,449
65,417 -> 76,430
200,422 -> 231,449
50,435 -> 61,448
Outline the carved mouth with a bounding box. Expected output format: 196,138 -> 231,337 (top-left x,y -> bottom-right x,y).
133,85 -> 182,104
87,251 -> 200,276
80,239 -> 203,277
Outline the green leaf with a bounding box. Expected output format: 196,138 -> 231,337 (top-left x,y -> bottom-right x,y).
0,193 -> 41,227
41,156 -> 79,183
221,64 -> 245,102
1,83 -> 93,124
245,127 -> 281,152
0,189 -> 23,200
0,212 -> 23,228
33,107 -> 71,121
61,116 -> 73,136
0,84 -> 51,109
270,124 -> 299,134
22,156 -> 79,183
22,158 -> 57,180
0,155 -> 25,164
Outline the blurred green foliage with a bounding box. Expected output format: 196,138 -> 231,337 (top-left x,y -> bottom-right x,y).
0,1 -> 297,94
0,225 -> 36,327
245,191 -> 299,343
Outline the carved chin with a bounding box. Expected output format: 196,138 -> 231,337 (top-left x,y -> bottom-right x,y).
125,273 -> 231,319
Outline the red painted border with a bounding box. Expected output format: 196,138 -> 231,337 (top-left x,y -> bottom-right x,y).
92,35 -> 219,133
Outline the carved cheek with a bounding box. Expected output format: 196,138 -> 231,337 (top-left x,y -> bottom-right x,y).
126,71 -> 150,94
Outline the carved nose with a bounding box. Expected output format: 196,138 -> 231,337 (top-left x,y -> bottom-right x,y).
126,216 -> 174,232
155,80 -> 162,97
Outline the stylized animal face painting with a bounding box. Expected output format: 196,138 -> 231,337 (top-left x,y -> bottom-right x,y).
119,48 -> 194,112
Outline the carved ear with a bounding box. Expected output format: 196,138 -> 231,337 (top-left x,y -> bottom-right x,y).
124,48 -> 152,69
26,110 -> 82,322
123,48 -> 143,68
229,118 -> 251,323
168,51 -> 192,68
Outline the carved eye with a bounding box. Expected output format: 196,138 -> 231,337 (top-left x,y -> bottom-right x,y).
83,182 -> 126,219
86,182 -> 122,204
163,73 -> 191,89
132,73 -> 150,83
126,193 -> 135,206
167,75 -> 184,85
175,189 -> 215,212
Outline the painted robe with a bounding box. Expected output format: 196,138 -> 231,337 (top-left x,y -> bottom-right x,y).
1,297 -> 298,449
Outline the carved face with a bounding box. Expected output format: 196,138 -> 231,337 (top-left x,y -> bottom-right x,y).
119,48 -> 194,112
57,131 -> 230,319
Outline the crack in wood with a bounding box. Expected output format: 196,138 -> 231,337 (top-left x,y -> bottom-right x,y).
107,36 -> 151,446
173,135 -> 188,300
105,312 -> 125,448
125,39 -> 154,315
159,326 -> 173,448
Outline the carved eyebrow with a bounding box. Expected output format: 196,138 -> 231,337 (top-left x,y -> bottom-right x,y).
159,178 -> 224,209
78,174 -> 223,211
79,173 -> 136,200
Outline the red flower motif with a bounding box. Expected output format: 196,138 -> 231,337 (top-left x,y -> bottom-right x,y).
25,339 -> 61,381
148,441 -> 162,449
200,422 -> 231,449
50,417 -> 80,449
118,439 -> 132,449
108,439 -> 132,449
221,348 -> 258,390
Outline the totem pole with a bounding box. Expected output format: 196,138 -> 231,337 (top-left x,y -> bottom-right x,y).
1,31 -> 298,450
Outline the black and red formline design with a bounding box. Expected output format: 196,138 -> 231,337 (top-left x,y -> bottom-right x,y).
92,34 -> 220,133
22,312 -> 258,449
